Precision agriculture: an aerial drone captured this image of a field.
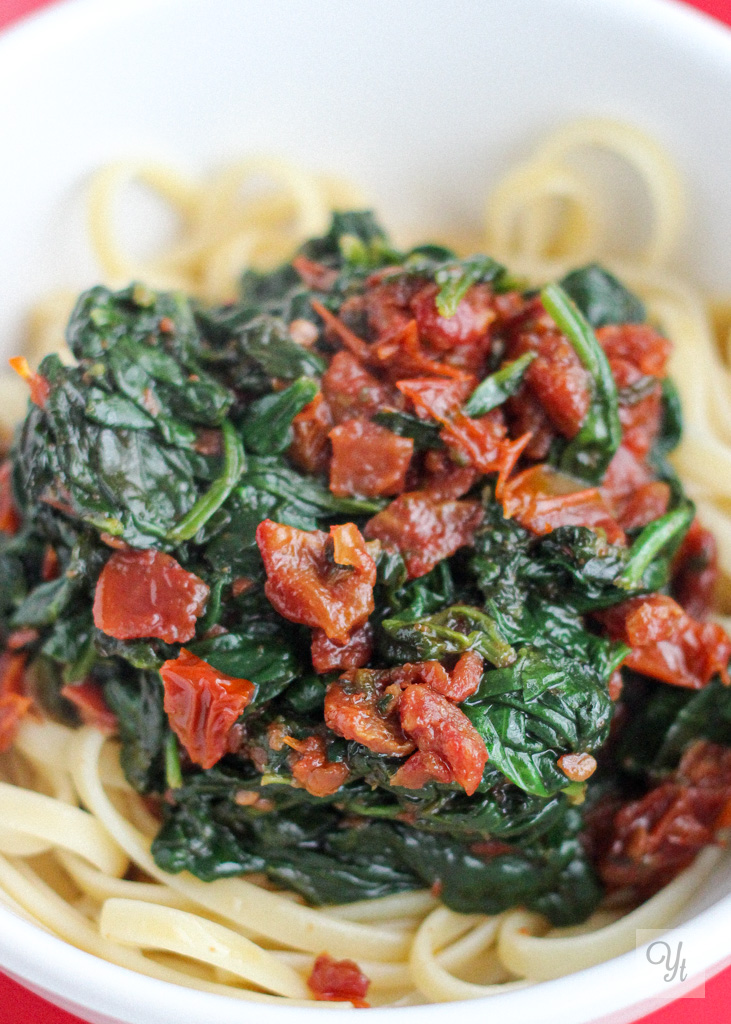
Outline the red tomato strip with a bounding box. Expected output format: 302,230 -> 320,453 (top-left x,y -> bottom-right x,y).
308,953 -> 370,1007
256,520 -> 376,643
329,418 -> 413,498
161,648 -> 255,769
93,548 -> 209,644
600,595 -> 731,689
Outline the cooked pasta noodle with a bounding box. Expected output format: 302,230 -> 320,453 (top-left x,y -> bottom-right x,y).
1,119 -> 730,1006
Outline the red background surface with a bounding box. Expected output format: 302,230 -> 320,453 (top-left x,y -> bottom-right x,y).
1,0 -> 731,1021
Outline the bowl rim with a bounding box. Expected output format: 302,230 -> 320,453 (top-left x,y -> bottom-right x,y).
1,0 -> 731,1021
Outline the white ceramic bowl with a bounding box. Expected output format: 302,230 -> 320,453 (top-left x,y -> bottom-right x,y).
1,1 -> 731,1021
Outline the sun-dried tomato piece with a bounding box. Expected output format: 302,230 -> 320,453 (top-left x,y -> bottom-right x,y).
324,677 -> 414,756
161,648 -> 255,770
256,520 -> 376,643
592,740 -> 731,901
672,518 -> 719,621
308,953 -> 370,1007
311,623 -> 373,674
610,356 -> 664,460
93,548 -> 209,644
329,419 -> 413,498
284,735 -> 350,797
509,318 -> 591,438
600,595 -> 731,689
422,450 -> 478,500
321,351 -> 394,423
374,320 -> 475,382
557,752 -> 597,782
0,462 -> 20,536
0,652 -> 31,753
41,544 -> 60,581
399,683 -> 488,796
390,750 -> 455,788
597,324 -> 671,378
289,393 -> 333,475
9,356 -> 51,408
411,282 -> 496,352
446,651 -> 484,701
615,481 -> 671,532
6,628 -> 39,651
501,464 -> 625,544
292,256 -> 339,292
365,492 -> 483,579
61,681 -> 118,734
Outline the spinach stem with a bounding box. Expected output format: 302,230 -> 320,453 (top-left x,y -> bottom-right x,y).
165,732 -> 183,790
168,420 -> 245,542
619,504 -> 694,589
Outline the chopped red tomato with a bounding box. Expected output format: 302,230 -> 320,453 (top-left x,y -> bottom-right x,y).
447,651 -> 485,701
615,481 -> 671,532
0,652 -> 31,753
284,735 -> 350,797
365,492 -> 483,579
61,681 -> 117,733
321,351 -> 394,423
374,320 -> 474,381
292,256 -> 339,292
93,548 -> 209,644
9,355 -> 50,408
390,653 -> 483,702
308,953 -> 370,1007
509,316 -> 591,438
557,752 -> 597,782
41,544 -> 61,581
610,356 -> 664,460
600,595 -> 731,689
390,750 -> 455,788
161,648 -> 255,770
505,390 -> 554,461
289,393 -> 333,475
597,324 -> 671,378
500,464 -> 625,544
422,450 -> 478,500
311,623 -> 373,674
672,518 -> 719,620
256,520 -> 376,643
396,376 -> 473,422
324,677 -> 414,756
0,462 -> 20,535
329,418 -> 413,498
592,740 -> 731,901
399,683 -> 488,795
311,299 -> 371,362
6,628 -> 39,651
411,282 -> 496,352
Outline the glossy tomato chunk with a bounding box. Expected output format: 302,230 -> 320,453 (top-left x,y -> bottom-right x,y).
390,750 -> 455,789
324,677 -> 414,756
0,462 -> 20,535
0,652 -> 31,753
311,623 -> 373,674
600,595 -> 731,689
399,683 -> 488,795
329,418 -> 413,498
672,518 -> 719,620
308,954 -> 370,1007
410,282 -> 496,351
322,351 -> 393,423
93,548 -> 209,644
284,735 -> 350,797
161,648 -> 255,769
500,464 -> 625,544
365,492 -> 483,579
289,393 -> 333,475
256,520 -> 376,643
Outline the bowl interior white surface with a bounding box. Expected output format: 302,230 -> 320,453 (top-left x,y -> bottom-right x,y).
1,0 -> 731,1022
